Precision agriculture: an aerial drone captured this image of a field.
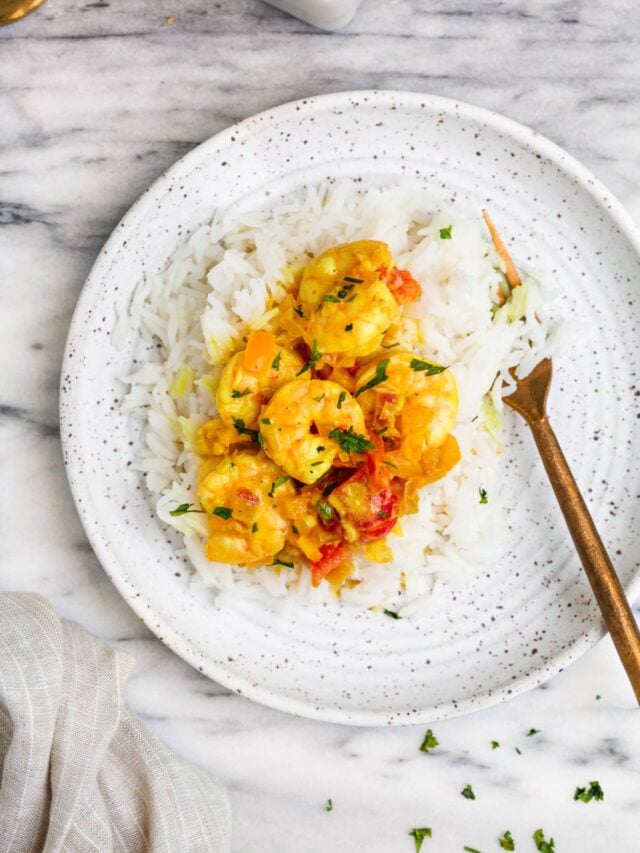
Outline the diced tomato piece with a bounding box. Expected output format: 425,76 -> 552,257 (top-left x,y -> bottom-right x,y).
386,267 -> 422,304
344,362 -> 361,377
329,463 -> 400,542
310,541 -> 349,587
294,340 -> 312,363
357,488 -> 399,540
314,364 -> 333,381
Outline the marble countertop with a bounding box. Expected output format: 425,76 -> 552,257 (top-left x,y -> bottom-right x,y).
2,1 -> 639,850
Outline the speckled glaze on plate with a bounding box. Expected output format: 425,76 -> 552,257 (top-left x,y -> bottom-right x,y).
60,91 -> 640,725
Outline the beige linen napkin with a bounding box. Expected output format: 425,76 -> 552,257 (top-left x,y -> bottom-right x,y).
0,593 -> 231,853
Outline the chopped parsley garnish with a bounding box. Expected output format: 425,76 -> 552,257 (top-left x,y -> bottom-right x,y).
325,798 -> 333,812
251,522 -> 258,533
419,729 -> 439,753
533,829 -> 555,852
527,728 -> 540,737
297,339 -> 322,375
257,432 -> 266,449
383,460 -> 398,468
491,740 -> 500,750
376,426 -> 388,435
595,694 -> 602,700
291,524 -> 299,534
515,747 -> 522,755
383,608 -> 401,619
293,304 -> 304,318
269,475 -> 291,497
311,460 -> 323,466
377,510 -> 388,519
461,784 -> 475,800
169,503 -> 205,517
212,506 -> 232,519
499,830 -> 515,850
270,557 -> 294,568
232,417 -> 260,444
337,390 -> 346,409
316,500 -> 334,521
328,426 -> 375,454
439,225 -> 452,239
574,780 -> 604,803
409,358 -> 446,375
344,275 -> 363,283
231,389 -> 251,398
463,847 -> 481,853
345,323 -> 353,331
479,488 -> 488,504
382,341 -> 400,349
316,445 -> 326,452
272,351 -> 282,370
261,417 -> 272,425
312,393 -> 325,402
408,827 -> 432,852
322,295 -> 340,303
354,358 -> 389,397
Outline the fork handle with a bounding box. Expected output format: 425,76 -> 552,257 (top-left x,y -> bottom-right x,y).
529,415 -> 640,703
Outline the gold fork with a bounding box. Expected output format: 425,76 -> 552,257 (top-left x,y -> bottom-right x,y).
484,214 -> 640,703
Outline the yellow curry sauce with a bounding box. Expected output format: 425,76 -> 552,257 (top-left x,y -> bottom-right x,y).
194,240 -> 461,588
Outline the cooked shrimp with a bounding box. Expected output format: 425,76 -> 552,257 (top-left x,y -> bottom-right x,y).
260,378 -> 370,484
216,342 -> 304,427
298,241 -> 400,357
197,451 -> 294,564
304,278 -> 399,358
354,351 -> 458,457
299,240 -> 393,302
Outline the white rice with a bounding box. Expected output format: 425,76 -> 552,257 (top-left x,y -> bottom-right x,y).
121,182 -> 565,615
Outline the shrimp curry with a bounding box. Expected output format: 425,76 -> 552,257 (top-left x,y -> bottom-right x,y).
194,240 -> 461,589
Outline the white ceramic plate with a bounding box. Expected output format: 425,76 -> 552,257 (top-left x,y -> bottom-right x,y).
61,91 -> 640,725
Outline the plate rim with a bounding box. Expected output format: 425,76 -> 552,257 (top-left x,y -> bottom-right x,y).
60,89 -> 640,725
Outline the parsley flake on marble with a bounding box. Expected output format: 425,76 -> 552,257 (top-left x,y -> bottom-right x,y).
574,780 -> 604,803
408,827 -> 432,851
419,729 -> 439,753
498,830 -> 515,850
533,829 -> 555,852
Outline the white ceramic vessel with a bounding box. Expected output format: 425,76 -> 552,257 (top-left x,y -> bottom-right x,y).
263,0 -> 363,29
60,91 -> 640,725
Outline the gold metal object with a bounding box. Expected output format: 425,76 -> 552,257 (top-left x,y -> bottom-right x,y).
505,357 -> 640,703
0,0 -> 46,27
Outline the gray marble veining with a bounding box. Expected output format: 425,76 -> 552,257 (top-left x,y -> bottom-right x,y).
1,1 -> 640,850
